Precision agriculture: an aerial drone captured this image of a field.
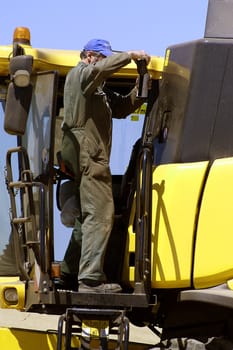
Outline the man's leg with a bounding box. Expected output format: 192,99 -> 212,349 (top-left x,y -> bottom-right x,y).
78,159 -> 121,292
78,159 -> 114,282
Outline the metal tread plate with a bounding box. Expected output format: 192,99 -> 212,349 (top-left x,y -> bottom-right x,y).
53,290 -> 156,308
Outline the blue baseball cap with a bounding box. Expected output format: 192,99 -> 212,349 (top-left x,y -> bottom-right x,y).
83,39 -> 113,57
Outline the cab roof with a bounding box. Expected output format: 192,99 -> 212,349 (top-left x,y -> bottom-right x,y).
0,44 -> 164,79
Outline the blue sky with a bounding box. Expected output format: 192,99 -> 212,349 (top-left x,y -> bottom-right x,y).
0,1 -> 209,259
1,1 -> 208,56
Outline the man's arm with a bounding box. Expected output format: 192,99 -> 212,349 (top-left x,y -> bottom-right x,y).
81,50 -> 150,96
81,52 -> 131,96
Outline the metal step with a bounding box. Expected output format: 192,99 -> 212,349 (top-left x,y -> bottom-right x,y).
53,289 -> 156,309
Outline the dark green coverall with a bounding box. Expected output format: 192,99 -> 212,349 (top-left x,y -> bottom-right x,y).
61,52 -> 145,283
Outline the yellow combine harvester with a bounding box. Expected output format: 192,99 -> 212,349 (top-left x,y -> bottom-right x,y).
1,0 -> 233,349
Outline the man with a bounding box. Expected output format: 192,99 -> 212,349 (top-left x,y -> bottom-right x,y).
60,38 -> 150,293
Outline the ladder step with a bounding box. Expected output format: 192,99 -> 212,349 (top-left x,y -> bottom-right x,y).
26,240 -> 40,244
9,181 -> 32,188
12,217 -> 32,224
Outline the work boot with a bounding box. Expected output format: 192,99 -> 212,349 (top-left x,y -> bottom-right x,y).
78,281 -> 122,293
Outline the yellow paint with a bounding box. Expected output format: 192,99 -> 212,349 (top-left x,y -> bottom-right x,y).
194,157 -> 233,288
0,328 -> 80,350
82,319 -> 109,337
227,279 -> 233,290
131,103 -> 148,120
151,161 -> 208,288
164,49 -> 170,67
124,161 -> 208,288
0,45 -> 164,79
0,327 -> 152,350
130,115 -> 140,121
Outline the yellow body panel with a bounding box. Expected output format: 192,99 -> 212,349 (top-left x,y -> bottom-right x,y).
124,161 -> 208,288
151,161 -> 208,288
0,45 -> 164,79
0,326 -> 150,349
0,328 -> 79,350
194,157 -> 233,288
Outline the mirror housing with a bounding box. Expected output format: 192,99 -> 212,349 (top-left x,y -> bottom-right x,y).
10,55 -> 33,87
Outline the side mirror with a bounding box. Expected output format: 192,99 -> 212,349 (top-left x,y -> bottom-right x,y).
4,55 -> 33,135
